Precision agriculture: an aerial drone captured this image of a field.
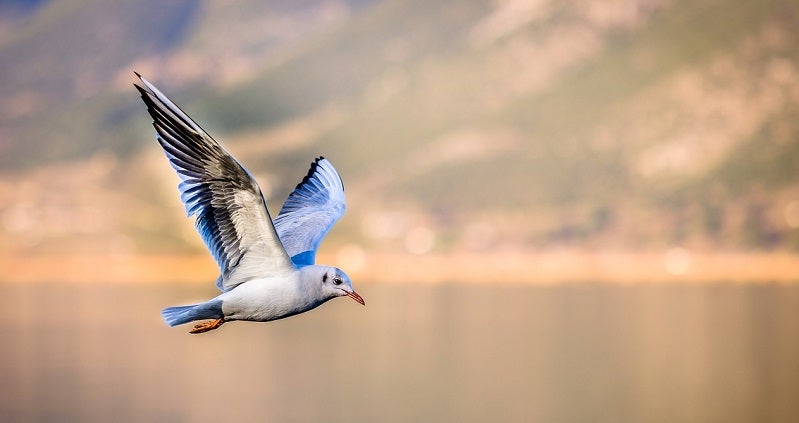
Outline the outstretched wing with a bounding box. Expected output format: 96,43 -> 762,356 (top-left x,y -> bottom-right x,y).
274,157 -> 346,267
135,73 -> 295,291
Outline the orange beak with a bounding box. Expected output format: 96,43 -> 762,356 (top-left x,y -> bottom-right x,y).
345,290 -> 365,305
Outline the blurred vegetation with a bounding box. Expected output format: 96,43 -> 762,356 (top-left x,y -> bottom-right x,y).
1,0 -> 798,253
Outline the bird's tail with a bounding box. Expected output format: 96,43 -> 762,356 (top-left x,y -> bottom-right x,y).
161,299 -> 223,327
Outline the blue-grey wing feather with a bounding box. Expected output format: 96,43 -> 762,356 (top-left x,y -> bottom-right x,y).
135,74 -> 295,291
274,157 -> 346,267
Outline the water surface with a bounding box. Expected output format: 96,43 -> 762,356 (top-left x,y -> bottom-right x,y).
1,282 -> 797,422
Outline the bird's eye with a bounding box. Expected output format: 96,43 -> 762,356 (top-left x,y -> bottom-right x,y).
333,277 -> 343,285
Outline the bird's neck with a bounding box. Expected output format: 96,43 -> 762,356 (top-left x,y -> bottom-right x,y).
295,265 -> 333,306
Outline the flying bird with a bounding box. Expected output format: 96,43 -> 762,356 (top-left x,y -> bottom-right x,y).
134,73 -> 364,334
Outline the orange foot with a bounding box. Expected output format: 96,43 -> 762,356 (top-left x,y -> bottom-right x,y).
190,318 -> 225,334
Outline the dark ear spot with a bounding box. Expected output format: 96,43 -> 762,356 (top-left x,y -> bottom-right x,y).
322,273 -> 328,283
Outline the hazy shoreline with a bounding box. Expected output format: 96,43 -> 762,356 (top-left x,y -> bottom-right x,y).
2,250 -> 798,284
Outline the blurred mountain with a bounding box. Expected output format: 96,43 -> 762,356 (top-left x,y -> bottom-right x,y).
1,0 -> 799,256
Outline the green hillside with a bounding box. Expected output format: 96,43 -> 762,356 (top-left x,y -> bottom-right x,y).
1,0 -> 798,254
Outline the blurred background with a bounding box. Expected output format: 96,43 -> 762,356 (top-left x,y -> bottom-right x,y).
1,0 -> 799,421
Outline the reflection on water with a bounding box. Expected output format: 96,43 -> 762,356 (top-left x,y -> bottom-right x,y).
1,282 -> 798,422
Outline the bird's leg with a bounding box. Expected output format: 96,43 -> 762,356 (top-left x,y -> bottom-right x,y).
189,318 -> 224,334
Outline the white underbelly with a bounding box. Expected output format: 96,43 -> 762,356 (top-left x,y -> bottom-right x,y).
219,278 -> 320,322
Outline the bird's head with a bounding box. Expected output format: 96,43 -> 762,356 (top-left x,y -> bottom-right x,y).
318,266 -> 365,305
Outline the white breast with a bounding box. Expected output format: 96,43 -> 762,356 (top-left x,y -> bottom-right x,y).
219,273 -> 325,322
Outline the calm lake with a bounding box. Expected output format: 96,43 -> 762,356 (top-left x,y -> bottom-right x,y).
1,282 -> 798,422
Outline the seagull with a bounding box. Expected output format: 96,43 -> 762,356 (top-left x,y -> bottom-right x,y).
134,73 -> 364,334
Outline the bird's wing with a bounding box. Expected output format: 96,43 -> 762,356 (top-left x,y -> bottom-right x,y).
135,74 -> 295,291
274,157 -> 346,267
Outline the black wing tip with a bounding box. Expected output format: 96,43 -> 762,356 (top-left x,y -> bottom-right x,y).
133,74 -> 154,100
134,84 -> 162,120
295,158 -> 322,189
133,72 -> 147,91
293,156 -> 344,192
133,83 -> 149,97
133,77 -> 179,125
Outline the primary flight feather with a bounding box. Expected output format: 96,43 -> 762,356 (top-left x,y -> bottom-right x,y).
134,73 -> 364,334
